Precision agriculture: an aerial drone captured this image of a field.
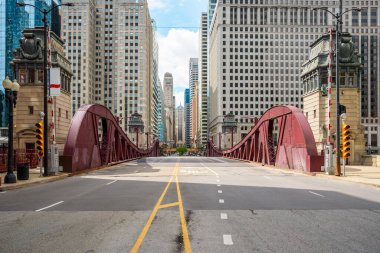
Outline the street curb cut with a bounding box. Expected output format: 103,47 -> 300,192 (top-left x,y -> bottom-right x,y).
0,173 -> 70,191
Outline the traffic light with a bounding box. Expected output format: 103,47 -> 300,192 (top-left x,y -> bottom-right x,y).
35,121 -> 44,157
342,123 -> 351,158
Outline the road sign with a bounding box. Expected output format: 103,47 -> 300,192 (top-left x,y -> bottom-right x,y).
50,68 -> 61,96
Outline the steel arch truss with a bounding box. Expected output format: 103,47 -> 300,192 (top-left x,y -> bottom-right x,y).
63,104 -> 158,173
207,106 -> 323,172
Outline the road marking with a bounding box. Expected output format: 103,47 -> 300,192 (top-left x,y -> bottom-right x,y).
216,179 -> 220,182
35,201 -> 64,212
159,202 -> 180,209
223,234 -> 233,245
131,175 -> 174,253
200,163 -> 219,176
221,213 -> 228,220
264,176 -> 272,180
131,163 -> 192,253
217,184 -> 221,187
309,191 -> 325,198
219,199 -> 224,203
175,172 -> 192,253
0,191 -> 6,194
218,190 -> 222,193
106,180 -> 117,185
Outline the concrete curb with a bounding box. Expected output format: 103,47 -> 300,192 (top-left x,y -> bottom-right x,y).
313,172 -> 380,188
0,173 -> 70,191
240,158 -> 380,188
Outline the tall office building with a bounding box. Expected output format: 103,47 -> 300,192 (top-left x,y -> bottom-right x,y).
159,81 -> 166,142
152,20 -> 160,138
188,57 -> 198,139
61,0 -> 96,115
184,88 -> 190,147
208,0 -> 217,26
191,81 -> 199,147
62,0 -> 158,143
198,12 -> 208,146
163,72 -> 174,144
175,104 -> 185,147
208,0 -> 379,151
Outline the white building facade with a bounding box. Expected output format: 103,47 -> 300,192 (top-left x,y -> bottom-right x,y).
209,0 -> 379,152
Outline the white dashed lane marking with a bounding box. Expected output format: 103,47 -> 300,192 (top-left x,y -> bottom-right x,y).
219,199 -> 224,203
309,191 -> 325,198
223,234 -> 233,245
218,190 -> 222,193
106,180 -> 117,185
221,213 -> 228,220
35,201 -> 64,212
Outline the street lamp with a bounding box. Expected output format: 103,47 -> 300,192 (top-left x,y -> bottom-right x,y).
313,3 -> 361,176
2,77 -> 20,184
16,2 -> 74,177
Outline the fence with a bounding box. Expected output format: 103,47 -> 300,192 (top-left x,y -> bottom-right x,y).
0,147 -> 39,173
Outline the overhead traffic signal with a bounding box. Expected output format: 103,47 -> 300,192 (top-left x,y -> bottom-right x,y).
35,121 -> 44,157
342,123 -> 351,158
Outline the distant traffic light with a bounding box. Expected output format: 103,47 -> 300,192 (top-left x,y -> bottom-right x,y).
35,121 -> 44,157
342,123 -> 351,158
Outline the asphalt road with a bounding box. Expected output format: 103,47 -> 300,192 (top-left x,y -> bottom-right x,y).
1,157 -> 380,253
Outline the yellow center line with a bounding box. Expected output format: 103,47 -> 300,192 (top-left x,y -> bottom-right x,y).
130,174 -> 174,253
159,202 -> 180,209
176,171 -> 192,253
130,162 -> 192,253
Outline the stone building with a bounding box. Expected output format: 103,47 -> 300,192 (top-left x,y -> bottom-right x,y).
301,32 -> 365,164
10,27 -> 72,153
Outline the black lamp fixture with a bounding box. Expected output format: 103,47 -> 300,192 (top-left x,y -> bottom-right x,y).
2,76 -> 20,184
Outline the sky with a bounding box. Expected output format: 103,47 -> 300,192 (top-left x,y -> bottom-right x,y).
148,0 -> 207,107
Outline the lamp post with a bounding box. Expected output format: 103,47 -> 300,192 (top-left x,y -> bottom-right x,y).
218,132 -> 222,151
16,2 -> 74,177
2,77 -> 20,184
313,3 -> 361,176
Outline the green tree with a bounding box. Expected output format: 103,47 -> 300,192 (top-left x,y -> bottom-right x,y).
176,147 -> 188,156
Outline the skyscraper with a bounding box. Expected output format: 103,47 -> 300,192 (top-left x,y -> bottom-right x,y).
184,88 -> 190,147
198,12 -> 208,146
163,72 -> 174,144
208,1 -> 380,151
188,57 -> 198,140
61,0 -> 96,114
175,104 -> 185,147
62,0 -> 159,143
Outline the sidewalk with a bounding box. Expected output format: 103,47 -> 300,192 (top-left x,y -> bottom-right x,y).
0,168 -> 69,191
315,165 -> 380,188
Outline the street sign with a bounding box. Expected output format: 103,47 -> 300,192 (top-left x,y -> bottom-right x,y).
50,68 -> 61,96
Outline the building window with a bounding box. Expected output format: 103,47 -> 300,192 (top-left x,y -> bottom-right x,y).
66,110 -> 69,119
28,106 -> 34,115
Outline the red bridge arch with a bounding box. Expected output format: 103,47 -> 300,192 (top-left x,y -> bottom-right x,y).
207,105 -> 323,172
63,104 -> 158,173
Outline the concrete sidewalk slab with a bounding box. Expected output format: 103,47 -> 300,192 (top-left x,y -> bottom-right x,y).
0,168 -> 69,191
315,165 -> 380,188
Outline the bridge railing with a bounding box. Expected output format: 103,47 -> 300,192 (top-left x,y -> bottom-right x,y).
63,104 -> 159,173
206,105 -> 323,172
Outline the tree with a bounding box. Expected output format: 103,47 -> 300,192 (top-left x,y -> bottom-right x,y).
176,147 -> 187,156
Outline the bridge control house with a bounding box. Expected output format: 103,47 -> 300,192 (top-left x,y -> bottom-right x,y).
301,32 -> 365,165
10,27 -> 72,153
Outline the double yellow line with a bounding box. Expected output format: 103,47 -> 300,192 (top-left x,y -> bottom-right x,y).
131,163 -> 192,253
